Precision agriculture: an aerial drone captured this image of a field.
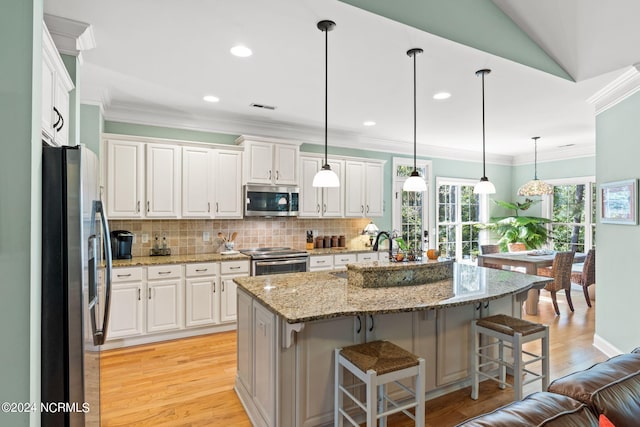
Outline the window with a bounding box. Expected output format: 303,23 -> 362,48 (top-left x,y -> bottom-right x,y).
436,178 -> 488,261
392,158 -> 430,253
542,178 -> 596,252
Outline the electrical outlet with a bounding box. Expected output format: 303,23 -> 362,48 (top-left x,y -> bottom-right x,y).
203,231 -> 210,242
141,233 -> 149,243
132,234 -> 137,244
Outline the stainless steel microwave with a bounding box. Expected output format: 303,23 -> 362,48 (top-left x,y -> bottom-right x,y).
244,185 -> 299,217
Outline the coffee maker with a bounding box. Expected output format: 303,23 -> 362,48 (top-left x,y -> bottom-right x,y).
110,230 -> 134,259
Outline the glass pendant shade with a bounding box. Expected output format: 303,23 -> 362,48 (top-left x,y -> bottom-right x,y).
312,165 -> 340,187
517,136 -> 552,196
313,20 -> 340,188
474,69 -> 495,195
403,171 -> 427,191
474,177 -> 496,194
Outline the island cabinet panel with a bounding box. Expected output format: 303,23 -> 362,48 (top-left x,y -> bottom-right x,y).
295,316 -> 359,427
414,310 -> 437,392
253,302 -> 276,427
236,289 -> 253,394
436,304 -> 476,386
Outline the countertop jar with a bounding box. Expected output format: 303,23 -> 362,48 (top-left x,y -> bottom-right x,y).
338,235 -> 346,247
331,236 -> 338,248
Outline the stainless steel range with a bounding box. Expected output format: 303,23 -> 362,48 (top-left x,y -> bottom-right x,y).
240,247 -> 310,276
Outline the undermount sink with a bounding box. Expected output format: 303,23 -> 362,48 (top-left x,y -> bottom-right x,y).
330,271 -> 347,280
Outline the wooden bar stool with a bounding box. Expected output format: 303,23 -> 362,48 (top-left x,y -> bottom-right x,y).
334,340 -> 425,427
471,314 -> 549,401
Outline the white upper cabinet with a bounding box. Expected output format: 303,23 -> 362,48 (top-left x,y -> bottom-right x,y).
106,140 -> 144,218
182,146 -> 213,218
145,144 -> 181,218
237,136 -> 301,186
299,156 -> 344,218
213,150 -> 243,218
345,160 -> 384,217
41,22 -> 73,146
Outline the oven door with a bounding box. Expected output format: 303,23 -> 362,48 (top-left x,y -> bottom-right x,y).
253,258 -> 308,276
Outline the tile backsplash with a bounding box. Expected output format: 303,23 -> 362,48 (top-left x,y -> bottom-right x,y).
109,217 -> 374,257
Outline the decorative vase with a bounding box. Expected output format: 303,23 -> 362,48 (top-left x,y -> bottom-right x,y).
426,249 -> 440,260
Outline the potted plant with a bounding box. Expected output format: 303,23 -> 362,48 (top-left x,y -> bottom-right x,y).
395,238 -> 409,262
477,199 -> 551,252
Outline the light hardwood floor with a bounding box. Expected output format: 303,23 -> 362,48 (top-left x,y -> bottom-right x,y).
100,287 -> 606,426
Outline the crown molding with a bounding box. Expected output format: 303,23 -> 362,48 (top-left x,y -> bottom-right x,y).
587,64 -> 640,115
511,143 -> 595,165
44,14 -> 95,62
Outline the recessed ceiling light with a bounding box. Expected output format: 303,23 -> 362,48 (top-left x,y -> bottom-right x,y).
230,45 -> 252,57
203,95 -> 220,103
433,92 -> 451,100
363,121 -> 376,126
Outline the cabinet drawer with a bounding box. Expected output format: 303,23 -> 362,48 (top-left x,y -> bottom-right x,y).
357,253 -> 378,263
185,262 -> 218,277
112,267 -> 143,283
147,264 -> 182,280
334,253 -> 357,266
310,255 -> 333,269
221,260 -> 249,275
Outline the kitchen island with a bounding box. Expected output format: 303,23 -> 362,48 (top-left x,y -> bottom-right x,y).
233,262 -> 552,427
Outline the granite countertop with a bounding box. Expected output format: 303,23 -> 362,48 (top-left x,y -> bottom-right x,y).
307,247 -> 377,255
233,263 -> 553,324
112,252 -> 249,267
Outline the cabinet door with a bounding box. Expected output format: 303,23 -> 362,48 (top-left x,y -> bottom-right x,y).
253,302 -> 276,426
220,275 -> 241,323
345,161 -> 365,217
296,316 -> 358,427
106,140 -> 144,218
182,147 -> 214,218
246,142 -> 274,184
237,289 -> 253,393
185,277 -> 218,327
53,79 -> 70,146
356,252 -> 377,263
41,52 -> 56,141
299,157 -> 321,217
274,144 -> 298,185
436,304 -> 475,386
365,162 -> 384,217
214,150 -> 243,218
147,279 -> 183,333
107,283 -> 144,339
322,159 -> 344,217
146,144 -> 181,218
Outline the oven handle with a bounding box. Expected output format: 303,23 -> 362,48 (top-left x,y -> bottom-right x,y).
255,259 -> 309,267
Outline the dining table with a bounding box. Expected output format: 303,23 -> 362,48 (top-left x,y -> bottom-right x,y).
477,251 -> 586,315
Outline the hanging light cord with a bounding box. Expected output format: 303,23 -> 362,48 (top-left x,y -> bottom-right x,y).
481,72 -> 487,179
533,136 -> 539,180
412,50 -> 417,172
323,27 -> 329,168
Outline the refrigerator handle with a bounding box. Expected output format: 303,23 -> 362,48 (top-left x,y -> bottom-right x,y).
93,200 -> 112,345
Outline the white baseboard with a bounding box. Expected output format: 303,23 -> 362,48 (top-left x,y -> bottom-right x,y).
593,334 -> 624,357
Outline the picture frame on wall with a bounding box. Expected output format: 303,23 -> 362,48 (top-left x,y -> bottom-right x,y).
600,179 -> 638,225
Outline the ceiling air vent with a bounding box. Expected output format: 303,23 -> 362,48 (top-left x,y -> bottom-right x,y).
558,143 -> 576,148
250,103 -> 276,110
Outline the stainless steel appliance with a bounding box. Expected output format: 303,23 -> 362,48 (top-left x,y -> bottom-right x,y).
110,230 -> 133,259
240,247 -> 309,276
42,145 -> 112,427
244,185 -> 299,217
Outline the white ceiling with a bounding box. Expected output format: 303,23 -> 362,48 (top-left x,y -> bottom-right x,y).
43,0 -> 637,161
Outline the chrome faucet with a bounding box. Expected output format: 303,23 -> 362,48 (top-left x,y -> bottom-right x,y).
372,231 -> 393,261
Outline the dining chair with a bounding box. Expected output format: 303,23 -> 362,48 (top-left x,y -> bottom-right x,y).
571,249 -> 595,307
480,244 -> 502,270
508,242 -> 527,252
536,251 -> 575,315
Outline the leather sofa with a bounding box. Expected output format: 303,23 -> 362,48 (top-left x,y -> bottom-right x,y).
458,347 -> 640,426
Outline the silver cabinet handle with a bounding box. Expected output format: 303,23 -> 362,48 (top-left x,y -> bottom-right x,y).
216,202 -> 219,212
148,289 -> 152,300
368,315 -> 374,332
137,288 -> 141,301
317,204 -> 320,213
366,205 -> 370,213
230,266 -> 241,270
158,271 -> 171,275
208,202 -> 211,213
316,260 -> 326,264
195,268 -> 208,272
222,281 -> 225,292
276,170 -> 279,180
212,283 -> 216,293
117,273 -> 131,278
340,258 -> 349,262
136,201 -> 140,213
269,170 -> 272,180
147,201 -> 150,212
356,315 -> 362,334
360,205 -> 364,213
323,204 -> 326,213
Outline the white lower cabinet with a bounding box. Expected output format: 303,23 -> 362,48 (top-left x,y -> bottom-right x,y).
108,267 -> 145,339
253,302 -> 276,426
236,289 -> 253,392
220,260 -> 249,323
309,255 -> 334,271
185,262 -> 220,327
333,253 -> 357,270
147,278 -> 183,333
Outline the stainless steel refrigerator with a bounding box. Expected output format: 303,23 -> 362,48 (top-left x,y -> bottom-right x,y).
42,144 -> 113,426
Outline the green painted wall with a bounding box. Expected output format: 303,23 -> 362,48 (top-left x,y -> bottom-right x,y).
104,121 -> 238,144
595,92 -> 640,353
339,0 -> 571,80
0,0 -> 41,425
80,104 -> 103,155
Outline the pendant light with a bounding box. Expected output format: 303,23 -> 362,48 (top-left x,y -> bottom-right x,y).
518,136 -> 553,196
403,48 -> 427,192
473,69 -> 496,194
312,20 -> 340,188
